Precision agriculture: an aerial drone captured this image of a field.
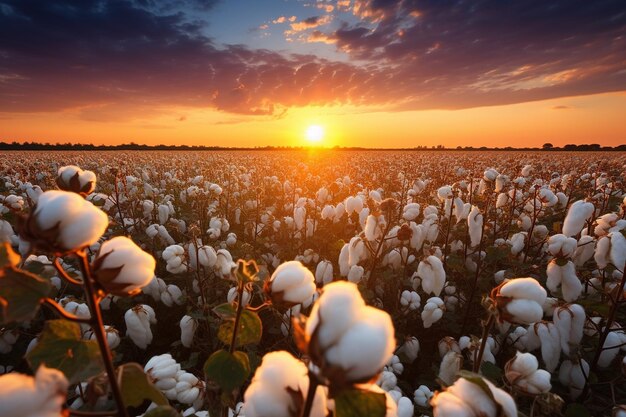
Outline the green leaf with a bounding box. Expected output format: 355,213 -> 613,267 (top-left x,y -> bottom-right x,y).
26,320 -> 104,384
218,310 -> 262,347
0,266 -> 52,324
213,303 -> 236,320
204,349 -> 250,392
0,242 -> 20,268
118,362 -> 168,407
480,362 -> 503,384
335,388 -> 387,417
143,406 -> 182,417
565,403 -> 591,417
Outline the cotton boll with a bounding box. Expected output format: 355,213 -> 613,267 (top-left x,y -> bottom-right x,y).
609,232 -> 626,270
422,297 -> 445,328
56,165 -> 96,195
413,385 -> 433,408
397,396 -> 414,417
145,354 -> 180,393
265,261 -> 316,306
495,278 -> 547,324
504,352 -> 552,395
163,245 -> 187,274
243,351 -> 327,417
432,376 -> 517,417
547,234 -> 577,258
21,190 -> 108,253
305,282 -> 395,384
546,260 -> 582,302
417,255 -> 446,296
125,305 -> 155,349
180,315 -> 197,348
84,325 -> 120,350
558,359 -> 589,399
397,336 -> 420,363
175,372 -> 204,405
402,203 -> 420,221
215,249 -> 236,277
573,235 -> 595,266
227,286 -> 252,307
92,236 -> 155,296
347,265 -> 365,283
438,351 -> 462,386
598,331 -> 621,367
562,200 -> 595,237
400,290 -> 420,311
0,365 -> 68,417
528,322 -> 561,372
315,260 -> 334,285
553,304 -> 585,356
467,206 -> 483,247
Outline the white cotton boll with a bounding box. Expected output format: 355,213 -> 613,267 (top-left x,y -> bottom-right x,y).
467,206 -> 483,247
400,290 -> 420,311
124,305 -> 154,349
414,385 -> 433,408
553,304 -> 585,356
559,359 -> 589,399
484,168 -> 499,182
163,245 -> 187,274
197,244 -> 218,268
227,286 -> 251,307
145,354 -> 180,392
509,232 -> 527,256
26,190 -> 108,252
402,203 -> 420,221
243,351 -> 327,417
146,224 -> 159,238
417,255 -> 446,296
573,235 -> 595,266
338,244 -> 350,276
321,205 -> 335,221
598,331 -> 621,367
364,214 -> 380,241
215,249 -> 236,277
305,282 -> 394,383
0,365 -> 68,417
57,165 -> 96,194
386,355 -> 404,375
158,204 -> 170,225
226,232 -> 237,247
504,352 -> 551,395
533,322 -> 561,372
378,370 -> 397,391
93,236 -> 155,296
161,284 -> 184,306
84,325 -> 120,350
266,261 -> 316,306
547,260 -> 582,302
180,315 -> 197,348
521,164 -> 533,177
397,396 -> 414,417
438,351 -> 463,386
422,297 -> 444,328
175,372 -> 203,405
409,222 -> 425,250
595,235 -> 611,269
293,206 -> 306,231
315,260 -> 334,285
397,336 -> 420,363
348,236 -> 367,267
539,188 -> 558,207
432,376 -> 516,417
610,232 -> 626,270
345,196 -> 364,215
547,234 -> 577,258
496,277 -> 547,324
562,200 -> 595,236
347,265 -> 365,283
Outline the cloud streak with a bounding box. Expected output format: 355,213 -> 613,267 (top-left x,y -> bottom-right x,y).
0,0 -> 624,119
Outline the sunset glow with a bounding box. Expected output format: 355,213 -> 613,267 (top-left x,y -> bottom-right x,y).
0,1 -> 624,147
305,125 -> 325,145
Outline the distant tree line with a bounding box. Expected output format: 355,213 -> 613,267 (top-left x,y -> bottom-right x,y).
0,141 -> 624,151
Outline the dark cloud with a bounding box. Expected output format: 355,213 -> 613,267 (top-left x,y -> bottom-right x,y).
0,0 -> 624,119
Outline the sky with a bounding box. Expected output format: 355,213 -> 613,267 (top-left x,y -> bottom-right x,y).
0,0 -> 625,148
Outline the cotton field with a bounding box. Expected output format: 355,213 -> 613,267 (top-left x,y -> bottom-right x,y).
0,150 -> 625,417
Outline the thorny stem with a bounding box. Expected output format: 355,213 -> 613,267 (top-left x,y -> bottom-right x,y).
77,251 -> 129,417
473,314 -> 496,373
300,370 -> 320,417
582,260 -> 626,398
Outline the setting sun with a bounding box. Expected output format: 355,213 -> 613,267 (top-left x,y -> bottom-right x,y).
305,125 -> 325,144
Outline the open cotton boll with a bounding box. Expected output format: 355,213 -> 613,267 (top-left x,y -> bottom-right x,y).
163,245 -> 187,274
188,242 -> 217,269
438,351 -> 462,386
20,190 -> 108,253
609,232 -> 626,270
397,396 -> 414,417
56,165 -> 96,195
553,304 -> 585,356
84,325 -> 120,349
504,352 -> 552,395
402,203 -> 420,221
422,297 -> 445,328
227,286 -> 252,307
265,261 -> 316,306
546,260 -> 582,302
215,249 -> 236,277
243,351 -> 327,417
180,315 -> 197,348
347,265 -> 365,283
573,235 -> 595,266
92,236 -> 155,296
305,281 -> 394,384
175,372 -> 204,405
559,359 -> 589,399
124,304 -> 155,349
315,260 -> 334,285
562,200 -> 595,237
0,365 -> 68,417
414,385 -> 433,407
145,354 -> 180,392
494,277 -> 546,324
467,206 -> 483,247
400,290 -> 420,311
160,284 -> 184,306
417,256 -> 445,296
527,322 -> 561,372
431,376 -> 516,417
598,332 -> 621,367
547,234 -> 577,258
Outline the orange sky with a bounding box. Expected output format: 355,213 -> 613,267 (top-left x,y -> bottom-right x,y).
1,92 -> 624,148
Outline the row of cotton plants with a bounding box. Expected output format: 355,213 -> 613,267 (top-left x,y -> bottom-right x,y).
0,150 -> 625,417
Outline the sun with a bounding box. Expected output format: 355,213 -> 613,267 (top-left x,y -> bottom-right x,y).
305,125 -> 325,144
